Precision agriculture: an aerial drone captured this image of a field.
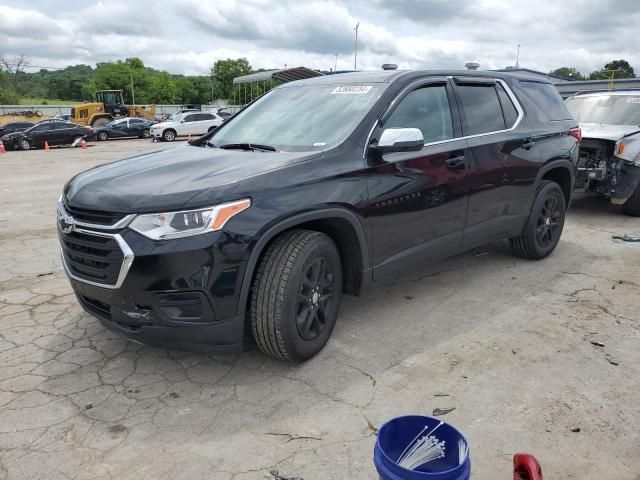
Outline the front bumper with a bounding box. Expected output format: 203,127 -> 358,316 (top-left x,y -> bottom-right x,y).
61,225 -> 251,354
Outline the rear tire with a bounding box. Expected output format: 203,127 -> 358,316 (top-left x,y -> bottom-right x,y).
622,185 -> 640,216
162,129 -> 176,142
510,180 -> 566,260
250,230 -> 343,363
97,131 -> 108,141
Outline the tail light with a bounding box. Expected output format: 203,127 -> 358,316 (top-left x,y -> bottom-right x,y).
569,127 -> 581,143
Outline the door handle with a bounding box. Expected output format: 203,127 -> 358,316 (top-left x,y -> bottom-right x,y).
445,155 -> 466,171
521,139 -> 537,149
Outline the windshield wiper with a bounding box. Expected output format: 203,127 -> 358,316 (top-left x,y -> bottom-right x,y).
218,143 -> 277,152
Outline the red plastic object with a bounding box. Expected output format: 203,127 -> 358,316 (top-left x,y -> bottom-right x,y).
513,453 -> 544,480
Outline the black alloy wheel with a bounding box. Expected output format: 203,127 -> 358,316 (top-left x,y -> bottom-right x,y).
536,194 -> 563,249
296,256 -> 337,341
510,180 -> 566,259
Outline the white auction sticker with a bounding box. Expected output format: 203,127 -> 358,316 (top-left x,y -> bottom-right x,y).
626,97 -> 640,104
331,85 -> 372,95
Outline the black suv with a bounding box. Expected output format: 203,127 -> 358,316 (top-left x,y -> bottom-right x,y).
59,70 -> 579,362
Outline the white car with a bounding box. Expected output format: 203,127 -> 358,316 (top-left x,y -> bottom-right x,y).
150,111 -> 224,142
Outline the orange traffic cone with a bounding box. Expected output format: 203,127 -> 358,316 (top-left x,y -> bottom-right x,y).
44,141 -> 50,151
0,140 -> 5,154
81,139 -> 88,150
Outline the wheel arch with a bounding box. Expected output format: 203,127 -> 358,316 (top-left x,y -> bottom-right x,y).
534,159 -> 575,209
237,208 -> 370,320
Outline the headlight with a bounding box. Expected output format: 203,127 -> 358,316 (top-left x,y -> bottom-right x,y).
129,199 -> 251,240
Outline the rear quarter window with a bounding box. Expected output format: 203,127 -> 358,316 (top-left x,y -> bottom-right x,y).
518,81 -> 572,123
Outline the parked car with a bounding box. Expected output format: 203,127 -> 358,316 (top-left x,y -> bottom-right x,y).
2,121 -> 94,150
59,70 -> 578,362
565,91 -> 640,216
0,121 -> 34,138
95,117 -> 156,141
150,111 -> 224,141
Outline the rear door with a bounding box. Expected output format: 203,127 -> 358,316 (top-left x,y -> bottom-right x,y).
366,79 -> 469,280
451,77 -> 537,246
193,113 -> 215,134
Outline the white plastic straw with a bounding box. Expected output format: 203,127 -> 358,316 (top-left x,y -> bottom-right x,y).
397,421 -> 447,470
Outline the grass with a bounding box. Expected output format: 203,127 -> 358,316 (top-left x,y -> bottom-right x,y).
17,97 -> 80,106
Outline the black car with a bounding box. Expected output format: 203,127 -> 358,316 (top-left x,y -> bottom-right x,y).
0,121 -> 34,137
59,70 -> 579,362
95,117 -> 156,141
2,121 -> 95,150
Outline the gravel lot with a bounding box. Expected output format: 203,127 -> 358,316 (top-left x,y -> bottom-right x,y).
1,139 -> 639,480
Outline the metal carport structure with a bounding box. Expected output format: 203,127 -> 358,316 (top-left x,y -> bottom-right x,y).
232,67 -> 324,106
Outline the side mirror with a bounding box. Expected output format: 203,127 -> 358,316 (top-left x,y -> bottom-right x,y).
375,128 -> 424,153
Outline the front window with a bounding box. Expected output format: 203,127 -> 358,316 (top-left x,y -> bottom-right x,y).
211,83 -> 385,151
566,94 -> 640,126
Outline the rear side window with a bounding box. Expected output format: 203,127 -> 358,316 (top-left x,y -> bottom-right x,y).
199,113 -> 214,121
456,85 -> 505,135
385,85 -> 454,144
518,81 -> 572,121
496,84 -> 519,128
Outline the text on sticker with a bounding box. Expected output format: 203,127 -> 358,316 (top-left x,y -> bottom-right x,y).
626,97 -> 640,104
331,86 -> 372,95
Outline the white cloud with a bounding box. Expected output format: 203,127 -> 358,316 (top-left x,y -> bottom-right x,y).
0,0 -> 638,77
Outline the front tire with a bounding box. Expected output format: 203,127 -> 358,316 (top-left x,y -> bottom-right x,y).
250,230 -> 343,363
20,139 -> 31,150
140,128 -> 150,139
97,131 -> 108,141
510,180 -> 566,259
162,129 -> 176,142
622,184 -> 640,216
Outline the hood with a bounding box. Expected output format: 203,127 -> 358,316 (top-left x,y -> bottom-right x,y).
580,123 -> 640,142
1,131 -> 23,140
64,144 -> 318,212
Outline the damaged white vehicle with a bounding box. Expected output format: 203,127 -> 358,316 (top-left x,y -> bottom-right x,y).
565,91 -> 640,216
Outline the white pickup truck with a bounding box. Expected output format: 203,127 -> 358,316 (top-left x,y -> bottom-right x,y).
150,111 -> 224,141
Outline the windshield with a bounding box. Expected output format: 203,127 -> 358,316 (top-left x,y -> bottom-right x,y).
211,83 -> 385,151
565,95 -> 640,126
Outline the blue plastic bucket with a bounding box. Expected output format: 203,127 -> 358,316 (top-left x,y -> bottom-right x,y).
374,415 -> 471,480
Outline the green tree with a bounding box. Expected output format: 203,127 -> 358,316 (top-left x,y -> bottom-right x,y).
589,59 -> 636,80
90,57 -> 150,104
211,58 -> 252,100
147,72 -> 179,103
0,69 -> 19,103
549,67 -> 584,80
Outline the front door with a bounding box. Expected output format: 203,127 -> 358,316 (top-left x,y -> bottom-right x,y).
366,80 -> 469,281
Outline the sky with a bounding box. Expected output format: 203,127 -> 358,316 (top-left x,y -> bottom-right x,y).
0,0 -> 638,76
